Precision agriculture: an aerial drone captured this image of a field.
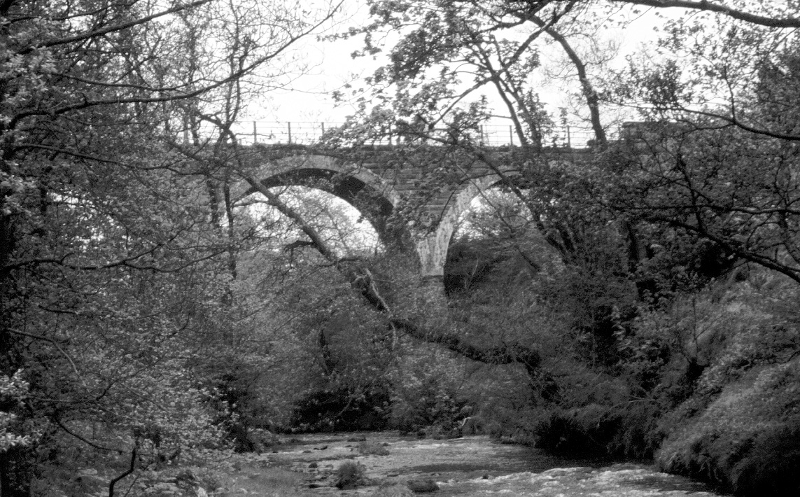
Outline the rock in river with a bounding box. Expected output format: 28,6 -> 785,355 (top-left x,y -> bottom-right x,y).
406,479 -> 439,493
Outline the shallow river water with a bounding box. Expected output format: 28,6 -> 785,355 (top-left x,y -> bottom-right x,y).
256,432 -> 725,496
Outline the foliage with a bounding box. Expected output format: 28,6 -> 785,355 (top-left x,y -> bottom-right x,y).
334,461 -> 367,490
290,385 -> 391,432
0,0 -> 342,493
637,270 -> 799,494
0,370 -> 32,452
388,347 -> 471,437
336,2 -> 800,491
658,358 -> 800,496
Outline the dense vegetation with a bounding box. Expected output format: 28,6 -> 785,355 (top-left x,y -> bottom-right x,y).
1,1 -> 799,496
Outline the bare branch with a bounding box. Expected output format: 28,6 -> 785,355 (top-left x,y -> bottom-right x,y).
109,446 -> 137,496
613,0 -> 800,28
14,143 -> 124,164
240,171 -> 338,262
31,1 -> 213,53
53,416 -> 119,453
646,215 -> 800,284
5,328 -> 81,378
10,2 -> 343,128
529,15 -> 608,148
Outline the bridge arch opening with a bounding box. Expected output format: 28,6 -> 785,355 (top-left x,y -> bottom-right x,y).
436,178 -> 561,298
245,184 -> 383,258
242,155 -> 411,251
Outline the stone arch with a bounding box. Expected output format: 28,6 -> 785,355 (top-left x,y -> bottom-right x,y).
416,172 -> 526,280
240,154 -> 407,248
257,154 -> 402,207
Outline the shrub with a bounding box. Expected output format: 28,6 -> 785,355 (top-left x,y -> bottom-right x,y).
728,425 -> 800,496
606,401 -> 665,460
533,405 -> 620,457
532,398 -> 665,460
389,352 -> 468,435
657,358 -> 800,496
334,461 -> 367,490
290,386 -> 390,432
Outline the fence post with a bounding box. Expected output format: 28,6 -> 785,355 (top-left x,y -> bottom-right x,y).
566,125 -> 571,149
253,121 -> 257,144
288,122 -> 292,144
480,125 -> 484,146
509,125 -> 513,150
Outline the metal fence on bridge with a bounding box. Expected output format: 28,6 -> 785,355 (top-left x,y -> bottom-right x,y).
219,121 -> 607,149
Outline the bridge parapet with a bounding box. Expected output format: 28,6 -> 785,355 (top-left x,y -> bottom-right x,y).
211,120 -> 606,149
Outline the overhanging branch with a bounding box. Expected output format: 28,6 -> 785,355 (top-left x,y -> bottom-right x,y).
612,0 -> 800,28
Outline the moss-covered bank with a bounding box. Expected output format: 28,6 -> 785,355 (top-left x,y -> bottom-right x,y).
527,272 -> 800,496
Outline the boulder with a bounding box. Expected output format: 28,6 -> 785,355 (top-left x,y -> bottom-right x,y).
406,479 -> 439,493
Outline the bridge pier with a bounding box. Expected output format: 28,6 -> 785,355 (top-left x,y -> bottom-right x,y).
413,228 -> 451,305
415,236 -> 448,281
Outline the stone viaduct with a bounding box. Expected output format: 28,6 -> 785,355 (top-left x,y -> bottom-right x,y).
232,144 -> 592,294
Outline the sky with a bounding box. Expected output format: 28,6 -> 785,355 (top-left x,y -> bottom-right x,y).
249,0 -> 378,124
241,1 -> 681,136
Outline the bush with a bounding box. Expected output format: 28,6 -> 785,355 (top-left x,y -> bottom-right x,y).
389,351 -> 468,436
290,386 -> 390,432
728,425 -> 800,496
533,405 -> 620,457
606,401 -> 665,460
335,461 -> 367,490
657,358 -> 800,496
532,398 -> 665,460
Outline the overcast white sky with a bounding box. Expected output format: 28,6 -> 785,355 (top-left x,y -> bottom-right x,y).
248,1 -> 677,128
246,0 -> 376,124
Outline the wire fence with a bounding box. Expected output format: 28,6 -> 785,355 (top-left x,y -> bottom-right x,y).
216,120 -> 610,149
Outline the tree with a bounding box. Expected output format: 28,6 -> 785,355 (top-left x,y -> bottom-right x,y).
601,1 -> 800,285
0,0 -> 342,493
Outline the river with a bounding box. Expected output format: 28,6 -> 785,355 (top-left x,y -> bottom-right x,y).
237,432 -> 726,496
